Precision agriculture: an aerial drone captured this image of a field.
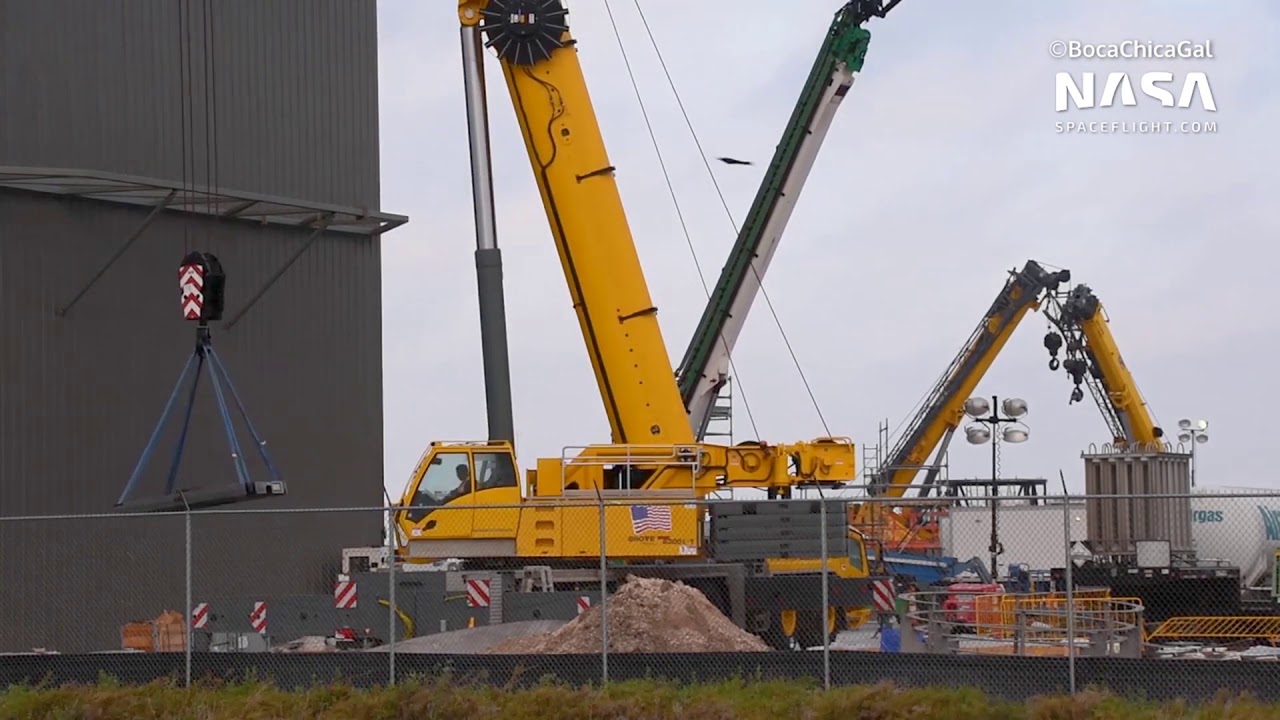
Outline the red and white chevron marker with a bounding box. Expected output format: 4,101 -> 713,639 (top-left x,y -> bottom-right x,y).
179,262 -> 205,320
334,579 -> 358,609
576,596 -> 591,615
191,602 -> 209,629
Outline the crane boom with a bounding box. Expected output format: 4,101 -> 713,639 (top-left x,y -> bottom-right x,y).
477,1 -> 693,446
852,261 -> 1163,556
1045,284 -> 1164,448
867,264 -> 1162,503
678,0 -> 898,439
394,0 -> 855,509
868,261 -> 1071,498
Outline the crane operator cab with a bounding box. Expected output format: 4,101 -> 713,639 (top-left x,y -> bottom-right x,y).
395,441 -> 523,558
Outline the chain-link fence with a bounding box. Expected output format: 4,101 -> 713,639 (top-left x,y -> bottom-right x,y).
4,490 -> 1280,700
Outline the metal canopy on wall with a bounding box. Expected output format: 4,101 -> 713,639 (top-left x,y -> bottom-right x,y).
0,165 -> 408,236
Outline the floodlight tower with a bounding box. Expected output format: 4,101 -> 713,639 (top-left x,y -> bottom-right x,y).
1177,418 -> 1209,488
963,395 -> 1031,580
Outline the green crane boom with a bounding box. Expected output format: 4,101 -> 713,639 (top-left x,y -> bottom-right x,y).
675,0 -> 902,440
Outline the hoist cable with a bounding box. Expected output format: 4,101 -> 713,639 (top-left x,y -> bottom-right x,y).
177,0 -> 192,249
631,1 -> 832,436
601,0 -> 761,441
210,1 -> 219,211
202,0 -> 215,217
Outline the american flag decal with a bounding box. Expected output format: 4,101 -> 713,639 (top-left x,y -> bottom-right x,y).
630,505 -> 672,534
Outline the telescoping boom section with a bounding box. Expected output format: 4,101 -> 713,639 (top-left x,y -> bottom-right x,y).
679,0 -> 900,439
391,1 -> 857,564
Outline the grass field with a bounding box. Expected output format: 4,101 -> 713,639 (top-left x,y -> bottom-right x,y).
2,676 -> 1277,719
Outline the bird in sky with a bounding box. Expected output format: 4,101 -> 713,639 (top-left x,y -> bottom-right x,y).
717,157 -> 753,166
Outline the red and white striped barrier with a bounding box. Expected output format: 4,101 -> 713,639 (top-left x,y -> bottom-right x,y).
872,579 -> 896,614
334,579 -> 358,609
249,601 -> 267,634
466,578 -> 491,608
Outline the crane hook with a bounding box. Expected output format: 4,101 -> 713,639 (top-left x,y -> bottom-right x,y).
1043,331 -> 1063,371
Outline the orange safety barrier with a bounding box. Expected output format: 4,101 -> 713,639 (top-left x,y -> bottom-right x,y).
849,503 -> 947,553
1146,616 -> 1280,644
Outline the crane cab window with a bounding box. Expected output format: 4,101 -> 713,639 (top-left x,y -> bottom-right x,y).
406,451 -> 470,522
848,534 -> 866,574
473,452 -> 518,491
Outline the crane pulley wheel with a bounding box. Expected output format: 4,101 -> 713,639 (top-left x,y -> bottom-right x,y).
480,0 -> 568,66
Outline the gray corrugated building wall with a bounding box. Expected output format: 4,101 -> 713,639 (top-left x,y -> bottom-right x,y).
0,0 -> 403,652
0,0 -> 381,207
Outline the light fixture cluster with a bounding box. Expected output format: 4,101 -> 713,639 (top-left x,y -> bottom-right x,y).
1177,418 -> 1209,445
962,396 -> 1031,445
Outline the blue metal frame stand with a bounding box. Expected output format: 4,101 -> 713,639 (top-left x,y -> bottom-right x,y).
115,324 -> 282,508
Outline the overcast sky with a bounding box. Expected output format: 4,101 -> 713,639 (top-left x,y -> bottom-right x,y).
373,0 -> 1277,501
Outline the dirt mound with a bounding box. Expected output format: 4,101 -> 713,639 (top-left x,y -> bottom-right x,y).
487,575 -> 770,653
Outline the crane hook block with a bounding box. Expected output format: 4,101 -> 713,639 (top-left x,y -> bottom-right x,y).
1043,331 -> 1063,370
179,251 -> 225,323
480,0 -> 568,66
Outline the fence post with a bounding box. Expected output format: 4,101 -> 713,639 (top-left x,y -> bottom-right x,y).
1063,495 -> 1076,694
184,503 -> 192,689
820,495 -> 831,690
387,504 -> 397,686
598,495 -> 609,684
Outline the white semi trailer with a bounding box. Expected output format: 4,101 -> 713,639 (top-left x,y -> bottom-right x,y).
1189,486 -> 1280,589
939,487 -> 1280,590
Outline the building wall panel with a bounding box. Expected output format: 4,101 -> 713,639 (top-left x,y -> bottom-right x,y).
0,191 -> 386,652
0,0 -> 389,653
0,0 -> 380,208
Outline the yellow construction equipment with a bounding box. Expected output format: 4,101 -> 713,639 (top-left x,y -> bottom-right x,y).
855,261 -> 1165,553
386,0 -> 889,650
1045,283 -> 1164,449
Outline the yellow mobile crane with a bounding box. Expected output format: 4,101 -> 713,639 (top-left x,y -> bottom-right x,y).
1043,283 -> 1165,449
855,261 -> 1164,554
390,1 -> 878,648
854,261 -> 1070,551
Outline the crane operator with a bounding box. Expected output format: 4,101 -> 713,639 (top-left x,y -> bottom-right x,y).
453,463 -> 470,495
